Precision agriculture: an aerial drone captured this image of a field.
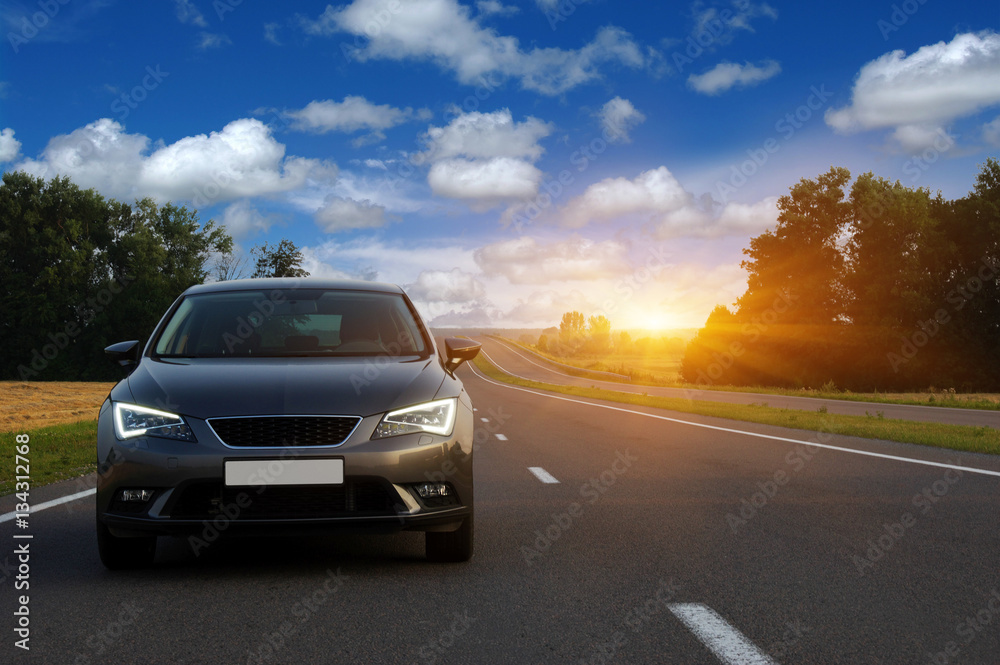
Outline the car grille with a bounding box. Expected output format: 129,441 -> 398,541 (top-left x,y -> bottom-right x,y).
208,416 -> 361,448
169,479 -> 400,520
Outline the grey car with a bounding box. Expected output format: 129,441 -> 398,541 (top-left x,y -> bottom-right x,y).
96,278 -> 481,568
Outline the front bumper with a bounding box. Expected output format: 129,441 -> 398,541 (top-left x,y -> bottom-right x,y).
102,506 -> 472,538
95,400 -> 474,539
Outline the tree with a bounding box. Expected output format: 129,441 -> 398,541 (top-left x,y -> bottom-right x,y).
845,173 -> 943,328
587,314 -> 612,354
0,172 -> 233,380
679,305 -> 742,385
0,172 -> 110,379
616,331 -> 633,355
251,239 -> 309,278
214,249 -> 248,281
558,311 -> 586,353
931,158 -> 1000,389
739,166 -> 851,326
681,163 -> 1000,391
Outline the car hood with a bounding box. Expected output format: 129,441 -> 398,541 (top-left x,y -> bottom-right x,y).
120,356 -> 446,420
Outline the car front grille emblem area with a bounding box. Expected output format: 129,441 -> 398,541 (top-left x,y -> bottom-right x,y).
207,416 -> 362,448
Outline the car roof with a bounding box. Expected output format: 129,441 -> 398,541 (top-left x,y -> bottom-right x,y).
181,278 -> 405,296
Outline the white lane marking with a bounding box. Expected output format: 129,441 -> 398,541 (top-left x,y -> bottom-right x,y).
669,604 -> 777,665
479,349 -> 537,383
480,417 -> 490,422
0,488 -> 96,523
468,362 -> 1000,479
528,467 -> 560,484
495,433 -> 508,441
488,338 -> 601,380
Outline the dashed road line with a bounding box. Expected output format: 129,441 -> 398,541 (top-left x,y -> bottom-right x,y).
669,604 -> 777,665
528,467 -> 560,484
467,362 -> 1000,479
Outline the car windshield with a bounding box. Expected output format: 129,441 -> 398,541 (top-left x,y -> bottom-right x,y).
152,289 -> 429,358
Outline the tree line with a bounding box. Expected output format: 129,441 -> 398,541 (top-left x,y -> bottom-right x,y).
0,171 -> 308,381
681,160 -> 1000,391
532,312 -> 687,357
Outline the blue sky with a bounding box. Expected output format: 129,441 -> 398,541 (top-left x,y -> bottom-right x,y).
2,0 -> 999,330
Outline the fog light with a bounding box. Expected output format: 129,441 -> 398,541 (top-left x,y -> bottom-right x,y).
415,483 -> 451,498
118,489 -> 154,502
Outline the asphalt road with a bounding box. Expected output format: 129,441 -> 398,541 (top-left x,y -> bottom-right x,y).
477,335 -> 1000,429
3,361 -> 1000,664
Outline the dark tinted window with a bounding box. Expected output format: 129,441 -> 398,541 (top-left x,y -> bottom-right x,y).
153,289 -> 427,357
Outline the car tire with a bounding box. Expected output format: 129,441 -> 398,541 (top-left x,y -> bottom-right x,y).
425,513 -> 473,563
97,518 -> 156,569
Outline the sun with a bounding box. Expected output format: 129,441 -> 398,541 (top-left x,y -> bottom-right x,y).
627,310 -> 678,333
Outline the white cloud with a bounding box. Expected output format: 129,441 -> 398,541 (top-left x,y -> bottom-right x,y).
421,109 -> 552,208
16,118 -> 337,204
984,116 -> 1000,147
477,1 -> 519,17
264,22 -> 281,45
560,166 -> 692,228
692,2 -> 777,41
428,157 -> 543,207
687,60 -> 781,95
407,268 -> 486,303
0,128 -> 21,162
302,0 -> 649,95
304,237 -> 479,286
220,200 -> 278,238
890,125 -> 955,154
519,26 -> 646,95
825,31 -> 1000,152
426,305 -> 500,328
285,96 -> 429,142
597,96 -> 646,143
557,165 -> 777,238
290,168 -> 428,217
502,289 -> 596,325
298,247 -> 356,280
198,32 -> 232,49
174,0 -> 208,27
653,196 -> 778,239
314,195 -> 389,232
474,235 -> 631,284
421,109 -> 552,162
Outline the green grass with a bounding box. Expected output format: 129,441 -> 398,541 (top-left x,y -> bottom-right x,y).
1,421 -> 96,496
491,336 -> 1000,411
473,355 -> 1000,456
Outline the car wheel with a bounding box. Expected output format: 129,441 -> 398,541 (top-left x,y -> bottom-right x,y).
425,513 -> 473,563
97,518 -> 156,569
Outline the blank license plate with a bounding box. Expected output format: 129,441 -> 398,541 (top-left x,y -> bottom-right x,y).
224,459 -> 344,487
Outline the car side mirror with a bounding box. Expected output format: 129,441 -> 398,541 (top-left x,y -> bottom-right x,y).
105,340 -> 141,375
443,338 -> 481,375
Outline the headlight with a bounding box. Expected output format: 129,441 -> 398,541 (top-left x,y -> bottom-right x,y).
113,403 -> 197,442
372,398 -> 457,439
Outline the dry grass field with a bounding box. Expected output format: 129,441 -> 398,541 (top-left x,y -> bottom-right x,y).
0,381 -> 114,433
